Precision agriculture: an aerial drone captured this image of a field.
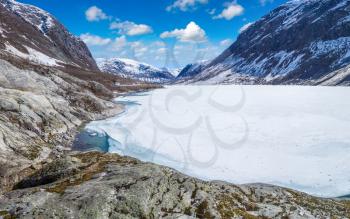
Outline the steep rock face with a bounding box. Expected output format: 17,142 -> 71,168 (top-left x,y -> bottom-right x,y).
0,59 -> 121,182
0,54 -> 157,189
186,0 -> 350,85
97,58 -> 175,84
0,0 -> 158,186
176,61 -> 208,78
0,0 -> 98,70
0,152 -> 349,218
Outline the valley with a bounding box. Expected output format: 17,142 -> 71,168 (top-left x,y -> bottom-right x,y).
0,0 -> 349,218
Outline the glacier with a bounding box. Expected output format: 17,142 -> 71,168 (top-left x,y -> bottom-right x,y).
85,85 -> 350,198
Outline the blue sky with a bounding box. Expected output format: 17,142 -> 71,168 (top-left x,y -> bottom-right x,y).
18,0 -> 288,69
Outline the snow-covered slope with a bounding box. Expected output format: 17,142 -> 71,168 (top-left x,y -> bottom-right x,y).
0,0 -> 98,70
164,68 -> 182,77
2,0 -> 54,35
97,58 -> 175,83
176,61 -> 209,79
184,0 -> 350,86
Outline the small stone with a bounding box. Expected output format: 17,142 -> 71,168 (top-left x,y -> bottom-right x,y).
70,157 -> 81,163
30,163 -> 41,170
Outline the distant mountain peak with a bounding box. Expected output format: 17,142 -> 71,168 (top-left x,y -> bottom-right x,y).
1,0 -> 55,35
97,58 -> 175,83
0,0 -> 98,70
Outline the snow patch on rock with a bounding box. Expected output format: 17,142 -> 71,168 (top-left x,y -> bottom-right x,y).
1,0 -> 55,35
4,43 -> 61,66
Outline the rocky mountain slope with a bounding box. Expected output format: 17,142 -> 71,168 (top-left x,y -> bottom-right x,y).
0,0 -> 156,186
181,0 -> 350,85
97,58 -> 175,84
0,0 -> 98,70
177,61 -> 208,78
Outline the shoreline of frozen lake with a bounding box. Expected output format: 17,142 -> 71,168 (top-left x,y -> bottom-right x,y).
83,85 -> 350,198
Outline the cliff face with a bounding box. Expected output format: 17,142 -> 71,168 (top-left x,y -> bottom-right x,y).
183,0 -> 350,85
0,58 -> 122,181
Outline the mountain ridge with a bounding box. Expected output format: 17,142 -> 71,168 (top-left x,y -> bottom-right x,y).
179,0 -> 350,86
0,0 -> 98,70
97,57 -> 175,83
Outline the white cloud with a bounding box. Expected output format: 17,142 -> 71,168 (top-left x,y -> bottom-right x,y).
110,36 -> 128,51
110,21 -> 153,36
156,47 -> 167,55
239,22 -> 253,33
213,2 -> 244,20
110,37 -> 149,57
80,33 -> 111,46
166,0 -> 209,12
85,6 -> 108,22
130,41 -> 149,57
207,8 -> 216,15
153,41 -> 166,47
220,39 -> 233,47
160,21 -> 207,43
260,0 -> 274,6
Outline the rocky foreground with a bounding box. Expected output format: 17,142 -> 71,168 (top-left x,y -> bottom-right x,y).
0,152 -> 349,218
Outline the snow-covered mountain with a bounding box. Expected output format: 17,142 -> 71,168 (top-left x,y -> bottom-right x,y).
181,0 -> 350,86
176,61 -> 209,79
0,0 -> 98,70
164,68 -> 182,77
97,58 -> 175,83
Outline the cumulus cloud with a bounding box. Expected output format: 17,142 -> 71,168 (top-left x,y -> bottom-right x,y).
213,2 -> 244,20
153,41 -> 166,47
160,21 -> 207,43
80,33 -> 111,46
166,0 -> 209,12
110,21 -> 153,36
207,8 -> 216,15
110,36 -> 128,51
109,36 -> 149,57
130,41 -> 149,56
220,39 -> 233,47
156,47 -> 167,55
85,6 -> 108,22
260,0 -> 274,6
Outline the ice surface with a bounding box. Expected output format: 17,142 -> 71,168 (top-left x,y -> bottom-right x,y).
86,85 -> 350,197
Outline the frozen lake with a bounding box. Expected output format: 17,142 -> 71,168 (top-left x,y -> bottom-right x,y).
86,85 -> 350,197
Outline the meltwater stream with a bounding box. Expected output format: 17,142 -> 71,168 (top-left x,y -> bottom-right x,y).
75,85 -> 350,198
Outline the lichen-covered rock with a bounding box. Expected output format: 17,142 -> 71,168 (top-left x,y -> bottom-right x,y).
0,152 -> 348,219
0,97 -> 19,111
